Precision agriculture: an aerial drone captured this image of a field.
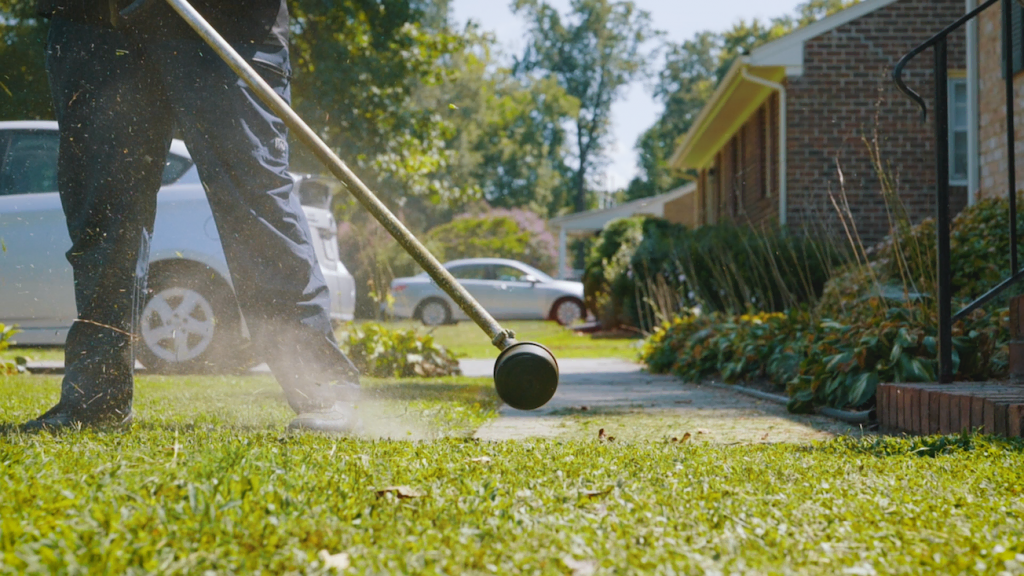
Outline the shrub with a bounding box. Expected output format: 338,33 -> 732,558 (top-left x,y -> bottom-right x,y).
585,218 -> 845,331
872,195 -> 1024,300
459,207 -> 558,273
337,322 -> 461,378
0,323 -> 21,375
642,303 -> 1008,413
818,195 -> 1024,324
582,217 -> 646,328
337,216 -> 404,319
641,310 -> 803,386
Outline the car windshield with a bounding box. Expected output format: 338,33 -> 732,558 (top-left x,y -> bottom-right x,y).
0,131 -> 58,195
0,129 -> 193,195
515,263 -> 553,282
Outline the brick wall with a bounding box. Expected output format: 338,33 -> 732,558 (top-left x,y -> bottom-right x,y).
663,192 -> 697,227
785,0 -> 968,244
978,4 -> 1024,199
696,101 -> 777,228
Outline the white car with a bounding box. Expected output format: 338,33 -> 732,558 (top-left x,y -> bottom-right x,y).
389,258 -> 586,326
0,120 -> 355,373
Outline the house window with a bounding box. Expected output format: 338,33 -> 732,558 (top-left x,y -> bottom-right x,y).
948,78 -> 968,186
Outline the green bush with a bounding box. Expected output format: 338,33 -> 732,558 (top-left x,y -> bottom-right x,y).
639,195 -> 1024,414
582,217 -> 646,328
873,195 -> 1024,300
584,218 -> 845,331
0,323 -> 20,375
337,322 -> 461,378
642,304 -> 1008,412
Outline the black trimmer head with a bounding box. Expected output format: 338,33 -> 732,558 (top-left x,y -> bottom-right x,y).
493,342 -> 559,411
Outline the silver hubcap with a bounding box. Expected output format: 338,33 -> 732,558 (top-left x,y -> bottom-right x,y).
555,300 -> 582,326
141,287 -> 216,362
420,301 -> 448,326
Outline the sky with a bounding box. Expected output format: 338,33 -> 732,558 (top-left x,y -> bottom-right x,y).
450,0 -> 805,192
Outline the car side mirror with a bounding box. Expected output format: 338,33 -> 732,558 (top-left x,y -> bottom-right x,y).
524,274 -> 539,285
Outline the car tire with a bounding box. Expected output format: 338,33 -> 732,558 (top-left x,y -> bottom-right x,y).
416,298 -> 452,327
550,297 -> 585,326
135,267 -> 250,374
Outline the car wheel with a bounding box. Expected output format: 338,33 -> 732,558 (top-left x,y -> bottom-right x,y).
417,298 -> 452,327
551,297 -> 585,326
136,268 -> 248,374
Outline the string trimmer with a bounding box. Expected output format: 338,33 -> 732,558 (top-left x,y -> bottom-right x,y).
118,0 -> 560,410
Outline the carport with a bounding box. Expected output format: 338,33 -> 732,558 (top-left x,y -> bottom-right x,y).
549,184 -> 696,279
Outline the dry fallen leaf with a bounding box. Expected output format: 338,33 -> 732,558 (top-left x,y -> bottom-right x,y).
563,556 -> 598,576
374,486 -> 423,499
468,456 -> 492,464
697,428 -> 710,434
597,428 -> 606,440
581,487 -> 614,498
680,432 -> 692,443
761,431 -> 770,441
317,550 -> 351,571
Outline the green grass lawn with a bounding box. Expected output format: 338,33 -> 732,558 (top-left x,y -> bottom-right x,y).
3,373 -> 1024,573
3,321 -> 642,366
376,319 -> 644,360
1,345 -> 63,363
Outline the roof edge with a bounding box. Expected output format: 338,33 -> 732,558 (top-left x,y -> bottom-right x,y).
549,183 -> 696,226
749,0 -> 900,67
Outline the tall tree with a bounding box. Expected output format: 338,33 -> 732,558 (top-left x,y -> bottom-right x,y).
512,0 -> 658,215
415,32 -> 578,216
0,0 -> 52,121
289,0 -> 476,223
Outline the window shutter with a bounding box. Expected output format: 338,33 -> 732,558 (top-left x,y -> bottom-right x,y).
1014,4 -> 1024,75
1006,4 -> 1024,76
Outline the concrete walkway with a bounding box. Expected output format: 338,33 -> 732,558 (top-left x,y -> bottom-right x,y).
23,357 -> 861,443
466,359 -> 860,443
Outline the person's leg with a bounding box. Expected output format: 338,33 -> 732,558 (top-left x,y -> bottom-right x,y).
149,40 -> 360,422
23,18 -> 173,430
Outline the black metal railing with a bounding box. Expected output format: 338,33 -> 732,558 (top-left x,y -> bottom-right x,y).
893,0 -> 1015,383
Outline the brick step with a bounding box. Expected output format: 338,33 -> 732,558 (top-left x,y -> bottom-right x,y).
878,383 -> 1024,436
880,296 -> 1024,437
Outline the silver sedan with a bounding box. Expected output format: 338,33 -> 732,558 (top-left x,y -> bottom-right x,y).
0,120 -> 356,373
389,258 -> 586,326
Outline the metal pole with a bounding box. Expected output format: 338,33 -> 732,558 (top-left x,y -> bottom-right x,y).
161,0 -> 517,350
1005,0 -> 1019,273
935,40 -> 954,384
966,0 -> 980,206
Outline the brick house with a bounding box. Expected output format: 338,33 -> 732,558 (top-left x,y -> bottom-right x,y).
978,0 -> 1024,199
669,0 -> 969,245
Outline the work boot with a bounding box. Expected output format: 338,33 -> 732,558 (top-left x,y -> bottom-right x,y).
287,401 -> 363,435
20,402 -> 134,433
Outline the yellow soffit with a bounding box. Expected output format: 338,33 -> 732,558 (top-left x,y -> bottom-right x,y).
673,65 -> 786,171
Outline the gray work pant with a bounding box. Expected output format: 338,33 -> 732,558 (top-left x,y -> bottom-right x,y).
45,17 -> 359,417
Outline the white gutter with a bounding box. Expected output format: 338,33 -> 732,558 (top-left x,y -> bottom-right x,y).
966,0 -> 980,205
741,68 -> 788,226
